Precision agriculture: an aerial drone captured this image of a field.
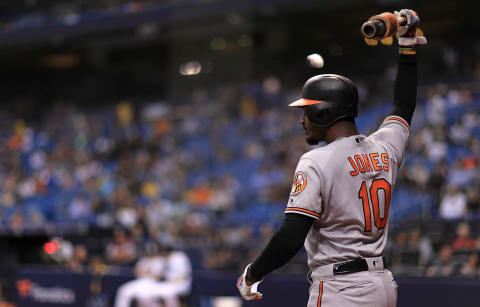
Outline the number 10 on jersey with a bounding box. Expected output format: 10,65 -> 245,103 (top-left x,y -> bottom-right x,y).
358,179 -> 391,232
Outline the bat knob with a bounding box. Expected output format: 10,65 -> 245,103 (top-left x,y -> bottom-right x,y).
361,20 -> 386,39
361,12 -> 399,40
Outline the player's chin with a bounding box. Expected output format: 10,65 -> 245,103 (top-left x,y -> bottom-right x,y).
305,136 -> 319,145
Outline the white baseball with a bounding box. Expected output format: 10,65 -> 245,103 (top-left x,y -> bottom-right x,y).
307,53 -> 324,68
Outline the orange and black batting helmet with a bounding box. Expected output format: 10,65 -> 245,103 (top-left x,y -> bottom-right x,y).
289,74 -> 359,127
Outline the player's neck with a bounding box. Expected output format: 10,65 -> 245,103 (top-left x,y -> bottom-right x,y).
324,121 -> 359,144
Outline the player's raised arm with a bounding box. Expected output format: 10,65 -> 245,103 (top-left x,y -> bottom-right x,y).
371,9 -> 426,163
389,9 -> 427,125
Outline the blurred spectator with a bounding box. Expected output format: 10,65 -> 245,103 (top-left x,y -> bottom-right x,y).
451,222 -> 476,251
426,89 -> 447,126
66,244 -> 89,272
115,203 -> 139,230
426,128 -> 448,163
466,187 -> 480,217
425,245 -> 456,277
458,253 -> 479,278
388,231 -> 422,276
448,161 -> 475,187
439,185 -> 467,220
186,181 -> 213,207
426,162 -> 447,193
389,231 -> 408,264
9,212 -> 25,234
209,176 -> 237,216
408,228 -> 433,269
69,196 -> 91,220
88,255 -> 110,275
406,161 -> 430,188
105,228 -> 137,265
449,119 -> 470,145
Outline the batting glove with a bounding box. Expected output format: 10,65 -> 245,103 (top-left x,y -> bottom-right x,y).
236,264 -> 263,301
394,9 -> 427,47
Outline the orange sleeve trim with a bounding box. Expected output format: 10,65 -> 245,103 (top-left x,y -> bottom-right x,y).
317,281 -> 324,307
285,207 -> 320,218
383,116 -> 410,130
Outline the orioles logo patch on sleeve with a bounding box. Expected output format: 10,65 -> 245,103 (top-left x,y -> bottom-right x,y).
290,171 -> 307,195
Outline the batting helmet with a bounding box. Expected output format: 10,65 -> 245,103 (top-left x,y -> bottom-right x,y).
289,74 -> 359,127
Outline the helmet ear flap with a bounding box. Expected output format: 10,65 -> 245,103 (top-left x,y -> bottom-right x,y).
306,104 -> 330,127
312,108 -> 329,124
317,109 -> 329,120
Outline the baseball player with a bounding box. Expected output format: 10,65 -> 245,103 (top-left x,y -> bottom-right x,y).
114,242 -> 167,307
237,9 -> 426,307
115,245 -> 192,307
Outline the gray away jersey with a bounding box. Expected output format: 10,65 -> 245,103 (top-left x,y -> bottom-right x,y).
285,115 -> 410,270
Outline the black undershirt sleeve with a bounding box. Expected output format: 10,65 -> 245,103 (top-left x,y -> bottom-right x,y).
248,213 -> 314,282
390,54 -> 417,125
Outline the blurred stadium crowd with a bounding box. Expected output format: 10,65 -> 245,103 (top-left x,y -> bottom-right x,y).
1,71 -> 480,281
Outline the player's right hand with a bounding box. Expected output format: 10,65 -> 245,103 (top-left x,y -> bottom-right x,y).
236,264 -> 263,301
394,9 -> 427,46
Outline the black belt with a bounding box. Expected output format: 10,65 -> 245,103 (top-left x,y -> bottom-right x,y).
307,257 -> 386,283
333,257 -> 385,276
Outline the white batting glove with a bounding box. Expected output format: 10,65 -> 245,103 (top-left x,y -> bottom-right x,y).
236,264 -> 263,301
394,9 -> 427,47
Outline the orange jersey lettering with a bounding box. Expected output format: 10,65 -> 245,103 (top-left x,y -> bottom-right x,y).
348,157 -> 359,176
362,154 -> 373,172
381,153 -> 390,171
369,153 -> 382,171
354,155 -> 366,173
347,152 -> 390,176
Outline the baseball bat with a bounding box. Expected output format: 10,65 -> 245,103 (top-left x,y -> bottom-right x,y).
361,12 -> 407,40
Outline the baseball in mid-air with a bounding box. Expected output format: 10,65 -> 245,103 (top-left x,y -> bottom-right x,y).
306,53 -> 324,68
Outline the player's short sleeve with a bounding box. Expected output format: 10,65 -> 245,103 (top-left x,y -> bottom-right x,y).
285,157 -> 323,220
369,115 -> 410,164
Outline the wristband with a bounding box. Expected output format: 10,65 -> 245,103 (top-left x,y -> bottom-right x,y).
399,46 -> 416,55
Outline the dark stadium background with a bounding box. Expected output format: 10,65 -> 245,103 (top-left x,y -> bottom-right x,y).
0,0 -> 479,306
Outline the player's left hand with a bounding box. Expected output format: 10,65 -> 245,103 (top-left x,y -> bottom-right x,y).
236,264 -> 263,301
394,9 -> 427,46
